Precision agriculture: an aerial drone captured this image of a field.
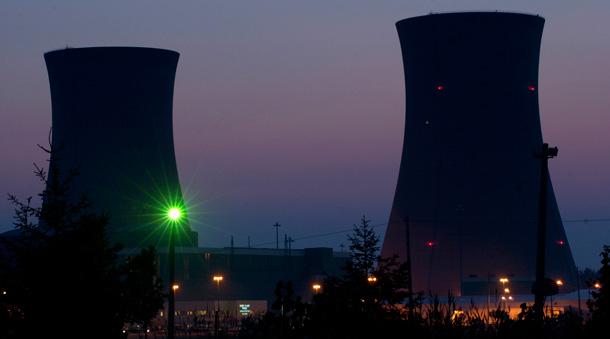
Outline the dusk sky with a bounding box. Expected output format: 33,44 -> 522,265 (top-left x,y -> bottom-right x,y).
1,1 -> 609,270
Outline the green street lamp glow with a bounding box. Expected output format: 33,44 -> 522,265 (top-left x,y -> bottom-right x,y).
168,208 -> 181,220
167,207 -> 182,339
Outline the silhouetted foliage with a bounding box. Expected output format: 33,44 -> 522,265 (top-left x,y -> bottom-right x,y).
238,218 -> 607,338
585,245 -> 610,337
0,145 -> 164,339
579,267 -> 599,288
240,280 -> 310,338
304,216 -> 410,338
345,216 -> 379,278
122,246 -> 165,338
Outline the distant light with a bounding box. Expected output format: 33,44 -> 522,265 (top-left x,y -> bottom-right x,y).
509,296 -> 513,300
502,296 -> 506,300
425,120 -> 430,125
368,276 -> 377,283
528,86 -> 535,91
437,86 -> 444,90
427,242 -> 434,246
213,276 -> 223,282
500,278 -> 509,283
168,208 -> 181,220
556,280 -> 563,286
173,284 -> 179,290
505,288 -> 510,293
313,284 -> 321,291
557,240 -> 565,245
595,283 -> 601,289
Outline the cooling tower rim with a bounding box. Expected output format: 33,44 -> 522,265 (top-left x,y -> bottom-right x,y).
44,46 -> 179,57
398,11 -> 545,25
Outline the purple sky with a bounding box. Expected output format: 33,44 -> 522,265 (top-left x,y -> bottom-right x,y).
1,1 -> 609,270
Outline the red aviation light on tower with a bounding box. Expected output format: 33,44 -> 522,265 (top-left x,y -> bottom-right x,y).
427,242 -> 435,247
528,86 -> 536,91
437,85 -> 444,90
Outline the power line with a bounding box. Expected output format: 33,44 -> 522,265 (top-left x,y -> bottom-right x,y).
245,217 -> 610,248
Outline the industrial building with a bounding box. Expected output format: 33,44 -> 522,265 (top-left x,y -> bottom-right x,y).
381,12 -> 578,296
144,246 -> 349,307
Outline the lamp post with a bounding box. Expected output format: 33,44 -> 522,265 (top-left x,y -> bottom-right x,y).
167,208 -> 181,339
533,143 -> 558,323
313,284 -> 321,294
404,217 -> 414,320
500,278 -> 509,310
552,280 -> 563,317
213,276 -> 223,339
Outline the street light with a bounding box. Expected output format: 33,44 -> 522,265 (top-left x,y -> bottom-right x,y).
213,276 -> 223,339
313,284 -> 321,293
167,208 -> 181,339
500,278 -> 509,310
169,208 -> 181,220
551,280 -> 563,317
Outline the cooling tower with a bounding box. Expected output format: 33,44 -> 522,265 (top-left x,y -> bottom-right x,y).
44,47 -> 197,248
380,13 -> 577,296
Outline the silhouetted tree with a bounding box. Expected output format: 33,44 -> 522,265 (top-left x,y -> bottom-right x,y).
307,216 -> 410,337
240,280 -> 310,338
580,267 -> 600,288
586,245 -> 610,337
122,246 -> 165,338
0,145 -> 164,339
344,215 -> 379,279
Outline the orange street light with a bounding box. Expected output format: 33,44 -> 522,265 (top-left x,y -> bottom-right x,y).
500,279 -> 509,310
368,277 -> 377,283
173,284 -> 179,291
313,284 -> 321,292
213,276 -> 223,338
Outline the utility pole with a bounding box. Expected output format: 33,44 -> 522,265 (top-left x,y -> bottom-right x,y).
288,236 -> 294,254
533,143 -> 559,324
456,205 -> 464,296
405,217 -> 414,320
577,267 -> 582,316
273,222 -> 281,249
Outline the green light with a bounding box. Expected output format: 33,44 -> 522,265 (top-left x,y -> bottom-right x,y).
168,208 -> 181,220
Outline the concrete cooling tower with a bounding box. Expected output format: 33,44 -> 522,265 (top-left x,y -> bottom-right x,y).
380,12 -> 577,296
44,47 -> 197,248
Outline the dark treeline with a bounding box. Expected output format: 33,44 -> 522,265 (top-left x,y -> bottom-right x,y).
238,217 -> 610,339
0,147 -> 165,339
